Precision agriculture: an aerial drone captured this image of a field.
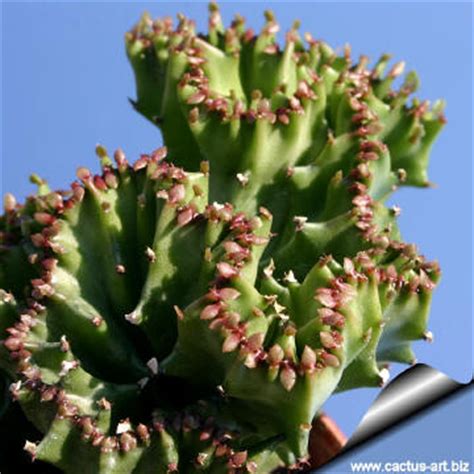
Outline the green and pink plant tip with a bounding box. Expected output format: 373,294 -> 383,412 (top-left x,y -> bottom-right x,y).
0,4 -> 444,473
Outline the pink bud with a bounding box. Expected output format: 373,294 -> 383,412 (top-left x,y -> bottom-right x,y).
301,345 -> 316,370
321,352 -> 340,368
76,167 -> 92,182
218,288 -> 241,301
216,262 -> 238,279
168,184 -> 186,204
133,156 -> 149,171
230,451 -> 248,468
93,175 -> 107,191
222,333 -> 241,353
280,366 -> 296,391
320,331 -> 336,349
34,212 -> 55,226
151,147 -> 167,162
42,258 -> 58,271
268,344 -> 284,365
200,303 -> 222,320
247,333 -> 264,351
315,288 -> 338,308
177,207 -> 195,227
318,308 -> 345,328
104,171 -> 118,189
114,148 -> 127,168
187,90 -> 207,105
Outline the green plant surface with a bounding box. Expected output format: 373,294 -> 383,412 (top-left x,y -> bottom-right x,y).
0,4 -> 443,473
127,4 -> 445,233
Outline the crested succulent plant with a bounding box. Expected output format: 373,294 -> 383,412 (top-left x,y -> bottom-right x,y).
1,4 -> 444,473
126,5 -> 444,236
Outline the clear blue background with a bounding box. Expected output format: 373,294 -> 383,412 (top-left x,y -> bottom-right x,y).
1,0 -> 472,445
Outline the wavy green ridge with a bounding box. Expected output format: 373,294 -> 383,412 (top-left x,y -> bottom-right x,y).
0,4 -> 443,473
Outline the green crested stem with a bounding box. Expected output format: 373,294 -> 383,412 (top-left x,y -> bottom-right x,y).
0,3 -> 444,473
0,146 -> 439,471
126,6 -> 445,218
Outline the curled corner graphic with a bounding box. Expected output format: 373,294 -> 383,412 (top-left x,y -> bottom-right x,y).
312,364 -> 473,471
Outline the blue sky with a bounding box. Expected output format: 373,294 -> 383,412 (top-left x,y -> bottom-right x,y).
1,1 -> 472,438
